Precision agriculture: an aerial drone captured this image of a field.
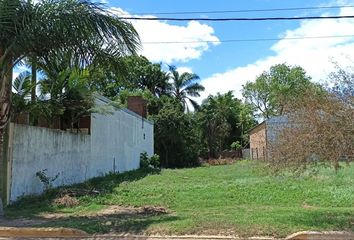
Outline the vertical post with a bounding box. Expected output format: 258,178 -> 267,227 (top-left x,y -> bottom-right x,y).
0,124 -> 9,212
263,146 -> 266,161
113,157 -> 116,173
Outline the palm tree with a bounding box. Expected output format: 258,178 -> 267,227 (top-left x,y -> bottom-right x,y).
0,0 -> 140,214
168,65 -> 205,111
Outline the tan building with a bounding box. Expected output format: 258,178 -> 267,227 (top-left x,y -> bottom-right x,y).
249,122 -> 267,160
249,116 -> 288,160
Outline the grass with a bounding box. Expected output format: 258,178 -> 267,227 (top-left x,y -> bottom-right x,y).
5,161 -> 354,237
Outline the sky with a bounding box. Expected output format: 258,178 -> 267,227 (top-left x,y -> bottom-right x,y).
15,0 -> 354,102
103,0 -> 354,102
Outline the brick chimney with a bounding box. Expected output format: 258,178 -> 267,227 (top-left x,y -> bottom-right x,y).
127,96 -> 147,118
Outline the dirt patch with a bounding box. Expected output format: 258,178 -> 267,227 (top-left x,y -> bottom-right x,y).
302,204 -> 317,210
53,194 -> 80,208
37,205 -> 170,220
0,205 -> 170,229
140,206 -> 168,215
95,205 -> 169,217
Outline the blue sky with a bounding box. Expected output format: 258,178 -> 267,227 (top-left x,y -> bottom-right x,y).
15,0 -> 354,101
104,0 -> 354,101
109,0 -> 333,77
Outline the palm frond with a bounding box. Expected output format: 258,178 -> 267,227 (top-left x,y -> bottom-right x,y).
184,83 -> 205,97
188,97 -> 200,111
13,70 -> 32,96
1,0 -> 141,70
180,73 -> 200,88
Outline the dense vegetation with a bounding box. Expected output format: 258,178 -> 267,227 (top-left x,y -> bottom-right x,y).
6,161 -> 354,237
1,0 -> 353,219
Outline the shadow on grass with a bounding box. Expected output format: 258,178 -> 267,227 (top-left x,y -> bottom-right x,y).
1,209 -> 180,234
5,168 -> 161,218
42,212 -> 180,234
277,209 -> 354,232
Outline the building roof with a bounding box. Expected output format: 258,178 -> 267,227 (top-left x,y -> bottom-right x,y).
248,121 -> 265,135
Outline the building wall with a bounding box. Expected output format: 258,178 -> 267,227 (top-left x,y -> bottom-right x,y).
249,123 -> 267,160
8,99 -> 153,202
266,115 -> 289,144
249,116 -> 289,161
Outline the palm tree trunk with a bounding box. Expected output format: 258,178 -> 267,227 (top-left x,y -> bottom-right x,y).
0,52 -> 13,216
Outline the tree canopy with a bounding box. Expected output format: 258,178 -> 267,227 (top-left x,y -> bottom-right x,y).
168,65 -> 205,112
0,0 -> 140,214
242,63 -> 316,119
0,0 -> 140,132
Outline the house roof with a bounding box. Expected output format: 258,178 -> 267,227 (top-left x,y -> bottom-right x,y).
248,115 -> 289,135
248,121 -> 266,135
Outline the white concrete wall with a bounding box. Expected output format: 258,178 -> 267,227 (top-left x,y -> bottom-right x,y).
9,98 -> 153,202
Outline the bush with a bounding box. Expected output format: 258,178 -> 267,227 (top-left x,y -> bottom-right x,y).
152,98 -> 201,168
149,154 -> 160,169
140,152 -> 150,169
140,152 -> 160,169
230,141 -> 242,151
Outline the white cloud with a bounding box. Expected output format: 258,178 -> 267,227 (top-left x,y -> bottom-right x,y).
197,4 -> 354,102
13,71 -> 20,80
176,66 -> 193,74
110,8 -> 220,63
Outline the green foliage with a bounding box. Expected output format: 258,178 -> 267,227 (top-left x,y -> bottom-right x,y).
139,152 -> 150,169
0,0 -> 140,131
140,152 -> 161,169
168,65 -> 205,112
242,63 -> 317,119
11,71 -> 33,121
89,55 -> 170,100
35,169 -> 60,191
149,154 -> 161,169
152,97 -> 201,168
230,141 -> 242,151
197,92 -> 256,158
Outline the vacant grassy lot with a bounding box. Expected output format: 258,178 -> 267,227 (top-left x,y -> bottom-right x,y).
5,161 -> 354,237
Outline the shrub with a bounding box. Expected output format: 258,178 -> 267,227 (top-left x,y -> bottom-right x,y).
140,152 -> 150,169
230,141 -> 242,151
140,152 -> 160,169
149,154 -> 160,169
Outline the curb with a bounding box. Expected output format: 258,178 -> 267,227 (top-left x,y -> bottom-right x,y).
285,231 -> 354,240
0,227 -> 88,238
0,229 -> 353,239
89,235 -> 276,240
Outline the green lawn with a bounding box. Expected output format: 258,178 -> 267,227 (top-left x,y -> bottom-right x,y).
5,161 -> 354,237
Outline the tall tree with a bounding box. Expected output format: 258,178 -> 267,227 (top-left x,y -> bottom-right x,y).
152,96 -> 201,168
197,92 -> 253,158
0,0 -> 139,213
90,55 -> 171,99
168,66 -> 205,111
242,64 -> 315,119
